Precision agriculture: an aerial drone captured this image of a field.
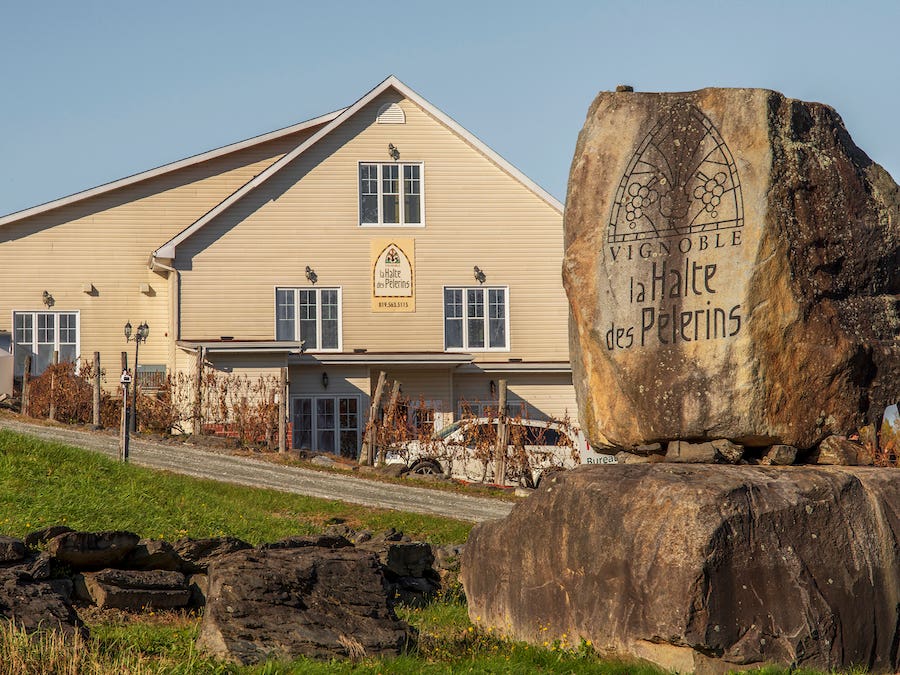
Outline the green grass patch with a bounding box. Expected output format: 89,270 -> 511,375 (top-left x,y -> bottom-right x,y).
0,429 -> 471,545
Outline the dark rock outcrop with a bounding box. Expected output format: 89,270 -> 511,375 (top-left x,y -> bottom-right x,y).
47,530 -> 140,570
123,539 -> 184,571
81,569 -> 190,610
197,545 -> 413,664
173,536 -> 251,574
0,570 -> 86,638
0,536 -> 27,564
462,464 -> 900,673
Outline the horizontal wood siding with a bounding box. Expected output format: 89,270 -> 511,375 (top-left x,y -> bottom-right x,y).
0,126 -> 322,386
454,372 -> 578,424
177,91 -> 568,362
289,365 -> 370,398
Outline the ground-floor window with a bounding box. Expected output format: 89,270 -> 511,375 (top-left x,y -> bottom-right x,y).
292,395 -> 360,458
458,399 -> 527,419
13,311 -> 79,376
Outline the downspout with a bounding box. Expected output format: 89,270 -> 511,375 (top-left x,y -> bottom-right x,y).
149,256 -> 181,341
149,255 -> 182,385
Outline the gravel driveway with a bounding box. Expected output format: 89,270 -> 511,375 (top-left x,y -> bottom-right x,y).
0,417 -> 513,523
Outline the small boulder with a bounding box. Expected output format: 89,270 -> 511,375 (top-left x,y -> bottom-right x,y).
174,536 -> 251,574
47,531 -> 140,570
0,536 -> 27,564
81,569 -> 190,610
25,525 -> 73,549
197,546 -> 412,664
616,451 -> 651,464
761,444 -> 798,466
816,436 -> 865,466
0,570 -> 86,639
665,440 -> 717,463
123,539 -> 183,571
711,439 -> 744,464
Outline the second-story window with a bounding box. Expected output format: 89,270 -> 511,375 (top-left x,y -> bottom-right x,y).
444,287 -> 508,350
276,288 -> 341,351
359,163 -> 422,226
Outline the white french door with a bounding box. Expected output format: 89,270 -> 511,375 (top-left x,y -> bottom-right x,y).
292,395 -> 360,458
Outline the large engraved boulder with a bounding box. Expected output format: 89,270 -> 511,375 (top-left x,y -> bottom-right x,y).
564,88 -> 900,449
462,464 -> 900,673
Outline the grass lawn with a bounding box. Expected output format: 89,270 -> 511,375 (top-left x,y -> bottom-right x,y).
0,428 -> 471,545
0,429 -> 846,673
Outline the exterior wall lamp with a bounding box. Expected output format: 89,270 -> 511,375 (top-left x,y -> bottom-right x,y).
305,266 -> 318,284
322,371 -> 329,389
388,143 -> 400,160
124,321 -> 149,433
474,266 -> 486,284
42,290 -> 55,307
489,379 -> 496,397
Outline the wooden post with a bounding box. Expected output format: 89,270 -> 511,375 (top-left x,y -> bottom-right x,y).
193,347 -> 203,436
377,380 -> 402,466
48,350 -> 59,422
360,371 -> 387,465
278,366 -> 288,453
21,355 -> 32,417
92,352 -> 101,429
494,379 -> 508,484
119,377 -> 130,462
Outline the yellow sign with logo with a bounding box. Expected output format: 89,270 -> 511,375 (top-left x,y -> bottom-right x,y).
371,238 -> 415,312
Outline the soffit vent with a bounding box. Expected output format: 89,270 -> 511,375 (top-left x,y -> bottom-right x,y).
376,102 -> 406,124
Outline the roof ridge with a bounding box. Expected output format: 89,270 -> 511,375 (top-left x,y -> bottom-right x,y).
154,76 -> 563,259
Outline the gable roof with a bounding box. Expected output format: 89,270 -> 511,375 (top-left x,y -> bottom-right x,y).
0,109 -> 345,227
153,75 -> 563,260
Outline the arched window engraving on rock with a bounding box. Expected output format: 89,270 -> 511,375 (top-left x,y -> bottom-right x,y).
608,101 -> 744,243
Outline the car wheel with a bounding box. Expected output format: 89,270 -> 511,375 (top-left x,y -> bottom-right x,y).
409,458 -> 443,477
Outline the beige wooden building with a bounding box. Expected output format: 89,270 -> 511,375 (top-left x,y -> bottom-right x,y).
0,76 -> 575,455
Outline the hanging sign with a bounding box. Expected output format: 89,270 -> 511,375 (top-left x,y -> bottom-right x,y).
371,238 -> 415,312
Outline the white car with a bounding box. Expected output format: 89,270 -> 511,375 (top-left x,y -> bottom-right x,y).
384,417 -> 615,487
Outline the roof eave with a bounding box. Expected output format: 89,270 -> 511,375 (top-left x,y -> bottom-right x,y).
0,108 -> 346,228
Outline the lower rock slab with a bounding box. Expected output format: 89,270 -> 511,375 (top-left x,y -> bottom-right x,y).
461,464 -> 900,673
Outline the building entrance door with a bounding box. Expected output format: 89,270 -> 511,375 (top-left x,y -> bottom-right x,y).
292,395 -> 360,458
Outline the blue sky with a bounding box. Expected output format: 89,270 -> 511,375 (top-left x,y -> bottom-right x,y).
1,0 -> 898,215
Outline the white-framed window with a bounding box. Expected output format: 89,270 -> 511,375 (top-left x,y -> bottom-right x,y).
458,400 -> 527,419
359,162 -> 423,226
292,395 -> 360,458
13,310 -> 79,376
275,288 -> 341,351
444,287 -> 509,350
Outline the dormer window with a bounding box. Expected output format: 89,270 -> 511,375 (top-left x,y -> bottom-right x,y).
359,162 -> 423,226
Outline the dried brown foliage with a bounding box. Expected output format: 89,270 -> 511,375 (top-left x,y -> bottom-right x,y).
22,364 -> 281,448
376,396 -> 578,485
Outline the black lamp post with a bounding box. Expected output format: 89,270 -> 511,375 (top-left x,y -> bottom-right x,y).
124,321 -> 149,432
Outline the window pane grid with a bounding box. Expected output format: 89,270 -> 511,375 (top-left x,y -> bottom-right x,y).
59,314 -> 77,344
359,163 -> 422,226
444,288 -> 507,350
14,311 -> 78,376
276,287 -> 340,351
